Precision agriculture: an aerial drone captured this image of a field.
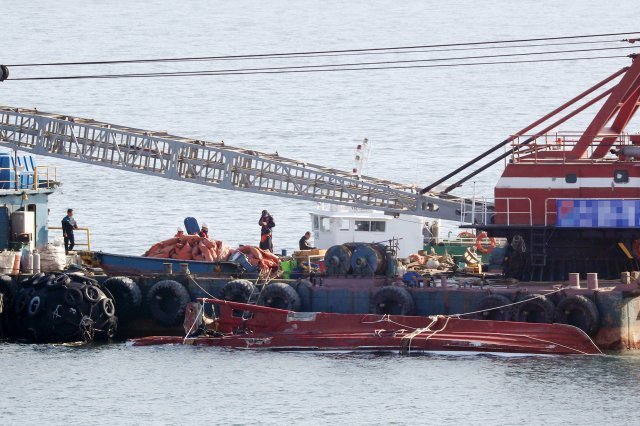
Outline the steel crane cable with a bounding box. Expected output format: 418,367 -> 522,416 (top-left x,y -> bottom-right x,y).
7,51 -> 639,81
6,39 -> 630,67
5,30 -> 640,68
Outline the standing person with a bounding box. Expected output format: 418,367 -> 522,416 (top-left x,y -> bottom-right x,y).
199,223 -> 210,239
258,210 -> 275,252
299,231 -> 316,250
61,208 -> 78,254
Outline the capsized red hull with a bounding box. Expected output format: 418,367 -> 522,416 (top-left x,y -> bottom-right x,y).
130,299 -> 601,355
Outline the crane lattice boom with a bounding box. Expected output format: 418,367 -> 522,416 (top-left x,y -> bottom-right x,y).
0,105 -> 489,221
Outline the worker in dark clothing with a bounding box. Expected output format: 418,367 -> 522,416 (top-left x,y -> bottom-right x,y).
299,231 -> 316,250
61,208 -> 78,254
258,210 -> 275,252
199,223 -> 209,239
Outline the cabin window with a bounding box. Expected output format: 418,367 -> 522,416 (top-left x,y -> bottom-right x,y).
340,219 -> 350,231
614,170 -> 629,183
320,217 -> 331,232
312,215 -> 319,230
354,220 -> 386,232
355,220 -> 370,232
371,221 -> 386,232
565,173 -> 577,184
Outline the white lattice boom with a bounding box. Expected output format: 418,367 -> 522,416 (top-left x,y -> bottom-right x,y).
0,105 -> 490,221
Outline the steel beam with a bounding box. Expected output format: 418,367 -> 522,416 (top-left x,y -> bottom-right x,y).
0,106 -> 491,223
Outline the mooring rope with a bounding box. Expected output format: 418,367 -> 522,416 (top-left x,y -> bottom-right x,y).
449,287 -> 566,318
182,301 -> 205,345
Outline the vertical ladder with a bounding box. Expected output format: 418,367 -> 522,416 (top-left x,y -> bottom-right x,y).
530,229 -> 547,280
241,280 -> 269,322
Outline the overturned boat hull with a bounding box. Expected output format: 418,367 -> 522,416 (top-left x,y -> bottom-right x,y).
130,300 -> 601,355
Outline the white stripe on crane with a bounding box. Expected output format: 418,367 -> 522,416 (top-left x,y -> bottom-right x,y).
495,177 -> 640,189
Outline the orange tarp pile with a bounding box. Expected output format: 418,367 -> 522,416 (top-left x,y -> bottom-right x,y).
143,235 -> 232,262
408,253 -> 427,265
237,245 -> 280,275
142,235 -> 280,274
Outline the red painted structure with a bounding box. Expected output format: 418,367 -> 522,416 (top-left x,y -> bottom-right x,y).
493,55 -> 640,226
130,299 -> 601,355
443,55 -> 640,281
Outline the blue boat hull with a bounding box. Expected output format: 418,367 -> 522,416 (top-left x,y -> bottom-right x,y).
91,252 -> 257,277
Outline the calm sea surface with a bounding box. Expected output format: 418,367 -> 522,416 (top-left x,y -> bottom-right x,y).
2,0 -> 640,424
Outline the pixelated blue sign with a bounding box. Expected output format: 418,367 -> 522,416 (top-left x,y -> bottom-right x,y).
556,199 -> 640,228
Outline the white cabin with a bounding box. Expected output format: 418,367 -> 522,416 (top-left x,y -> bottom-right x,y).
309,204 -> 434,258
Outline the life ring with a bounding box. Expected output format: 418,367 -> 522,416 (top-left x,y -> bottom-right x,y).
555,295 -> 600,336
475,231 -> 496,254
371,286 -> 415,315
474,294 -> 513,321
220,279 -> 256,304
101,276 -> 142,323
257,282 -> 302,311
147,280 -> 191,327
632,240 -> 640,259
457,231 -> 476,240
515,294 -> 555,323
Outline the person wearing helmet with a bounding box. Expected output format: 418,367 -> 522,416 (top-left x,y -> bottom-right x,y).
175,227 -> 185,238
199,224 -> 210,239
258,210 -> 275,252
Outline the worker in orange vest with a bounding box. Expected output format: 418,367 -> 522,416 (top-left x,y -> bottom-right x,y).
258,210 -> 275,252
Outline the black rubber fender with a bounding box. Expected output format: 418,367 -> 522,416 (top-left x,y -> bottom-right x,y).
47,274 -> 70,289
474,294 -> 514,321
257,282 -> 302,311
96,316 -> 118,339
33,274 -> 55,289
555,295 -> 600,336
14,290 -> 32,314
27,295 -> 44,317
0,275 -> 20,305
371,286 -> 415,315
147,280 -> 191,327
84,285 -> 102,303
100,298 -> 116,318
22,273 -> 45,288
101,276 -> 142,323
64,287 -> 84,306
515,293 -> 555,323
220,279 -> 256,303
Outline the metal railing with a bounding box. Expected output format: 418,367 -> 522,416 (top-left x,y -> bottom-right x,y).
0,165 -> 58,190
508,132 -> 636,164
464,196 -> 532,226
48,226 -> 92,251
